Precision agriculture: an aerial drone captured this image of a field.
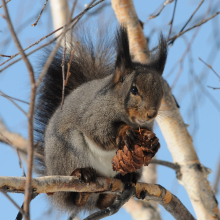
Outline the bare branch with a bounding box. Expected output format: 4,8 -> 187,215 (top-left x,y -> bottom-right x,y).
0,0 -> 10,8
0,36 -> 59,74
168,11 -> 220,44
32,0 -> 49,26
0,91 -> 29,105
207,86 -> 220,90
0,90 -> 27,116
61,35 -> 66,110
0,176 -> 195,220
199,57 -> 220,80
169,0 -> 204,45
0,117 -> 28,155
0,189 -> 26,217
0,53 -> 11,57
0,0 -> 104,68
149,0 -> 174,19
65,42 -> 79,86
1,1 -> 36,218
151,159 -> 180,171
167,0 -> 177,39
112,0 -> 150,63
36,0 -> 102,88
124,164 -> 162,220
15,193 -> 38,220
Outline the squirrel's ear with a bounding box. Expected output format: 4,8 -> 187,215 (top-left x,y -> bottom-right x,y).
114,27 -> 133,83
149,34 -> 167,76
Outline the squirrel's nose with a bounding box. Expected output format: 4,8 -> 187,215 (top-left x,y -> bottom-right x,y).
147,110 -> 157,119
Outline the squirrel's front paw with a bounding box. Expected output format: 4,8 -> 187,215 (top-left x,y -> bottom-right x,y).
71,167 -> 97,182
113,128 -> 160,176
116,125 -> 139,150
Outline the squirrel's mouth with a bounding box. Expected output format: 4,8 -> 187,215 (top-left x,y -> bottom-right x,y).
135,118 -> 147,125
134,117 -> 154,125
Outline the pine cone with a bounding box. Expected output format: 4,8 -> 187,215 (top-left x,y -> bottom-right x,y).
112,129 -> 160,175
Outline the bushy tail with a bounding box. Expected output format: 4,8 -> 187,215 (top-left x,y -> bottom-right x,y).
34,27 -> 116,175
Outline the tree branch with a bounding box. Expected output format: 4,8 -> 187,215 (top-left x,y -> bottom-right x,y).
168,11 -> 220,44
84,184 -> 135,220
1,1 -> 36,218
112,0 -> 150,63
0,176 -> 195,220
156,80 -> 220,219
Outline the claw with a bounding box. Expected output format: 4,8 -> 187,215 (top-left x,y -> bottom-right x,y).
116,136 -> 122,148
71,168 -> 96,183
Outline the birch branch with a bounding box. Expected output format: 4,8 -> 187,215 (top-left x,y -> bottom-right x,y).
49,0 -> 70,34
156,80 -> 220,219
111,0 -> 150,63
0,117 -> 28,156
111,1 -> 161,219
111,0 -> 220,219
123,164 -> 162,220
0,176 -> 195,220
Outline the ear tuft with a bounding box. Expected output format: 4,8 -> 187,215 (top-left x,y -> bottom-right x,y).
114,26 -> 133,83
149,33 -> 167,75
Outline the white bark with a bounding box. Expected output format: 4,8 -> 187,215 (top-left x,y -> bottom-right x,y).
156,80 -> 220,220
49,0 -> 69,35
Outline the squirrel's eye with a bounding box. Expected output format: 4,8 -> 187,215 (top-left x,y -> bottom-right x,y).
130,86 -> 138,96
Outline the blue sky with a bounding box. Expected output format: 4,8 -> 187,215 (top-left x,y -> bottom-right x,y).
0,0 -> 219,219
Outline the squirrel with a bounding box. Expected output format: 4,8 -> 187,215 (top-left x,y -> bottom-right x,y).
34,26 -> 167,217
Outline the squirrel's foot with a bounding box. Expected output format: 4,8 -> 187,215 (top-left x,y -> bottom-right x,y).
71,167 -> 97,182
71,168 -> 96,207
116,124 -> 139,150
96,194 -> 116,209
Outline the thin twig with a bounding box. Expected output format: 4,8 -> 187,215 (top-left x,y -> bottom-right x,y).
60,0 -> 78,110
16,149 -> 26,177
168,11 -> 220,44
0,91 -> 29,104
0,90 -> 27,116
61,35 -> 66,110
36,0 -> 101,88
149,0 -> 174,19
65,41 -> 79,86
0,0 -> 11,8
169,0 -> 204,45
0,53 -> 11,57
0,189 -> 26,217
0,0 -> 104,67
207,86 -> 220,90
0,36 -> 59,74
0,131 -> 26,180
0,117 -> 28,155
194,72 -> 220,112
171,26 -> 201,88
199,57 -> 220,80
15,194 -> 38,220
167,0 -> 177,39
32,0 -> 49,26
1,1 -> 36,219
151,159 -> 180,171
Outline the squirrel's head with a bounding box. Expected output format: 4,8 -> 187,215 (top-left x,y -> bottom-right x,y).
113,27 -> 167,127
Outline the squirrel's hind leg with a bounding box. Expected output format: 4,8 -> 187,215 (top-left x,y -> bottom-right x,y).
71,167 -> 97,207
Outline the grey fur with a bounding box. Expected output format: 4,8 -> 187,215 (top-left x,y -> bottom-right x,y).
35,26 -> 167,216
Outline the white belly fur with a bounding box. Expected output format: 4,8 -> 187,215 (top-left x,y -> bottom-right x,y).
84,135 -> 119,177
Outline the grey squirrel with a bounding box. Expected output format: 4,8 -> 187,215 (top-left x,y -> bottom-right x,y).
34,26 -> 167,217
